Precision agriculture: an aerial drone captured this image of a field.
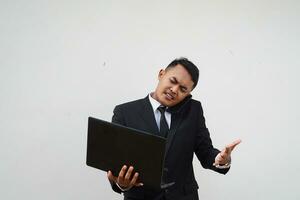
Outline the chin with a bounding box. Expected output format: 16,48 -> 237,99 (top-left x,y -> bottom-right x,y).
157,94 -> 177,107
162,100 -> 176,107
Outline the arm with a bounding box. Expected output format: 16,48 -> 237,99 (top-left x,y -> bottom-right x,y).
194,103 -> 241,173
194,103 -> 230,174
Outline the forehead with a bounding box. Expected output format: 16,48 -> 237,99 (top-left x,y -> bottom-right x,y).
165,64 -> 194,88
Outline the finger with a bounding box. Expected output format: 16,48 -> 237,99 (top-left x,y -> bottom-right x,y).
220,148 -> 229,157
136,182 -> 144,187
107,170 -> 117,182
228,139 -> 242,151
217,151 -> 230,165
119,165 -> 127,178
130,172 -> 139,186
218,154 -> 228,164
220,152 -> 228,160
132,173 -> 144,187
224,146 -> 231,154
125,166 -> 134,180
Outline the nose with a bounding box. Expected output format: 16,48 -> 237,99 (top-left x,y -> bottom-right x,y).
170,85 -> 179,95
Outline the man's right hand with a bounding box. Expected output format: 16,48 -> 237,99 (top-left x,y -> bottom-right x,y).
107,165 -> 143,191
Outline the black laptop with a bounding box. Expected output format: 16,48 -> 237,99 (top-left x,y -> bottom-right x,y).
86,117 -> 167,189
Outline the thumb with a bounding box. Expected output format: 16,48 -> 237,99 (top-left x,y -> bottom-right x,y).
107,170 -> 117,183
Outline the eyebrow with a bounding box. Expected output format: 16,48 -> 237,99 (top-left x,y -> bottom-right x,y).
171,77 -> 188,91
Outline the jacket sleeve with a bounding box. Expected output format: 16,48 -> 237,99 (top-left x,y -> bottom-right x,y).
194,103 -> 230,174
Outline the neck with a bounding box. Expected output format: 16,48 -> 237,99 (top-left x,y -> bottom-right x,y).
150,92 -> 159,102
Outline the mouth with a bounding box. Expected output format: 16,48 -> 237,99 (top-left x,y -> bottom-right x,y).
164,92 -> 174,101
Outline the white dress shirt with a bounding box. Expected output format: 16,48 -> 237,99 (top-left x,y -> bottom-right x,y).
148,93 -> 171,130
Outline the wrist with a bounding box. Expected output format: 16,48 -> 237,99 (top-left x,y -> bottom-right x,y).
115,182 -> 131,192
214,153 -> 231,169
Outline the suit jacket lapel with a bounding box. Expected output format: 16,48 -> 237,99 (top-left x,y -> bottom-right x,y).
139,96 -> 160,135
138,95 -> 192,158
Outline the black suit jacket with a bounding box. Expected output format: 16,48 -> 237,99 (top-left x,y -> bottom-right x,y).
111,96 -> 229,200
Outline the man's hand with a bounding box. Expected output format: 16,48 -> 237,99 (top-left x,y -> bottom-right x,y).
107,165 -> 143,191
213,139 -> 242,167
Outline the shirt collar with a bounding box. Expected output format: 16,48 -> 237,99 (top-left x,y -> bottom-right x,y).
148,93 -> 163,113
148,93 -> 192,114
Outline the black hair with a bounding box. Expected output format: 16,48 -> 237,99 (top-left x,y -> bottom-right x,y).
166,57 -> 199,89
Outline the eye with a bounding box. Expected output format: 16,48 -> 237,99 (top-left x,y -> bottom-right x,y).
180,87 -> 187,93
170,78 -> 176,84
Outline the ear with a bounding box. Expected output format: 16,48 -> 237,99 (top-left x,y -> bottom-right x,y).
158,69 -> 165,80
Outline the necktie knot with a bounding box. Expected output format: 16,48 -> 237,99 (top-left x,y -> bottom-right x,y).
158,106 -> 166,114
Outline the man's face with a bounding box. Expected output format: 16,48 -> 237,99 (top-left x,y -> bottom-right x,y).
152,64 -> 194,107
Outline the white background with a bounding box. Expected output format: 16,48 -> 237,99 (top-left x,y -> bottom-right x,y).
0,0 -> 299,199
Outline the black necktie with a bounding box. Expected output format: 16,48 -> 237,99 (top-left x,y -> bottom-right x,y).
158,106 -> 169,138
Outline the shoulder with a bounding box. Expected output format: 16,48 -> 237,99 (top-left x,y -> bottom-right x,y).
190,98 -> 201,105
114,97 -> 147,111
188,98 -> 205,114
189,98 -> 203,108
112,97 -> 147,124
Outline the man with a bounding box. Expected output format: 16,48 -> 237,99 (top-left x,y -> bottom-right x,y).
107,58 -> 241,200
